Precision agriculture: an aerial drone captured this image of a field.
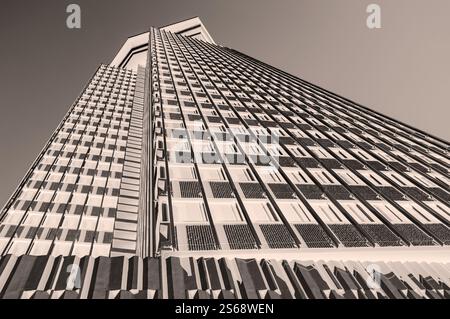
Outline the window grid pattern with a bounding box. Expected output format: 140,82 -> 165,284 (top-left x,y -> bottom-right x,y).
151,28 -> 450,253
0,65 -> 138,257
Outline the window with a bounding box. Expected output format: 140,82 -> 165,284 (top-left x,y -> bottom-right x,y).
242,142 -> 264,155
311,202 -> 348,224
223,143 -> 239,154
372,150 -> 395,162
54,191 -> 71,204
79,216 -> 98,231
384,171 -> 414,187
278,202 -> 315,223
87,195 -> 103,207
91,243 -> 110,257
309,147 -> 333,159
415,153 -> 434,164
61,215 -> 81,229
71,193 -> 87,205
97,217 -> 115,232
107,178 -> 121,189
288,146 -> 309,158
93,177 -> 107,187
369,201 -> 409,223
327,131 -> 345,141
102,196 -> 118,208
209,202 -> 244,222
329,148 -> 353,160
427,172 -> 450,186
229,167 -> 255,182
340,201 -> 379,224
358,170 -> 390,186
47,173 -> 63,182
63,174 -> 78,184
257,167 -> 283,183
286,169 -> 313,185
352,149 -> 374,161
172,201 -> 208,223
8,240 -> 31,256
291,129 -> 308,139
36,190 -> 54,203
244,202 -> 279,222
192,141 -> 214,153
72,243 -> 92,257
266,145 -> 286,157
398,202 -> 439,224
334,169 -> 365,186
22,213 -> 43,227
78,175 -> 93,186
18,189 -> 37,201
424,202 -> 450,222
42,214 -> 62,228
406,172 -> 436,188
309,130 -> 326,139
30,241 -> 52,256
2,211 -> 25,225
309,169 -> 339,185
170,165 -> 197,180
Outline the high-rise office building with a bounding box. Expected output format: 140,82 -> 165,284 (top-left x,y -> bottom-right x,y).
0,17 -> 449,299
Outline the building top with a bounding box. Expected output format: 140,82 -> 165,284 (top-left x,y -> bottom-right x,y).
110,17 -> 215,71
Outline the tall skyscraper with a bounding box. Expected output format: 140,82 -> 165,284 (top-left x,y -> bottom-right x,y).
0,17 -> 449,299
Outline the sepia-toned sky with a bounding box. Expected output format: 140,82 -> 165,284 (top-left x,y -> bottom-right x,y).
0,0 -> 449,206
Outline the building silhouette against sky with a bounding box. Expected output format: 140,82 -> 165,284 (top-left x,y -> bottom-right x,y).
0,18 -> 449,299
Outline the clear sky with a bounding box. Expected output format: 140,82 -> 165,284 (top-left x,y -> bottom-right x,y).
0,0 -> 449,206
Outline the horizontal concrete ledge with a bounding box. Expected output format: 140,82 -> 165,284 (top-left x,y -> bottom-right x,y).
161,246 -> 450,263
